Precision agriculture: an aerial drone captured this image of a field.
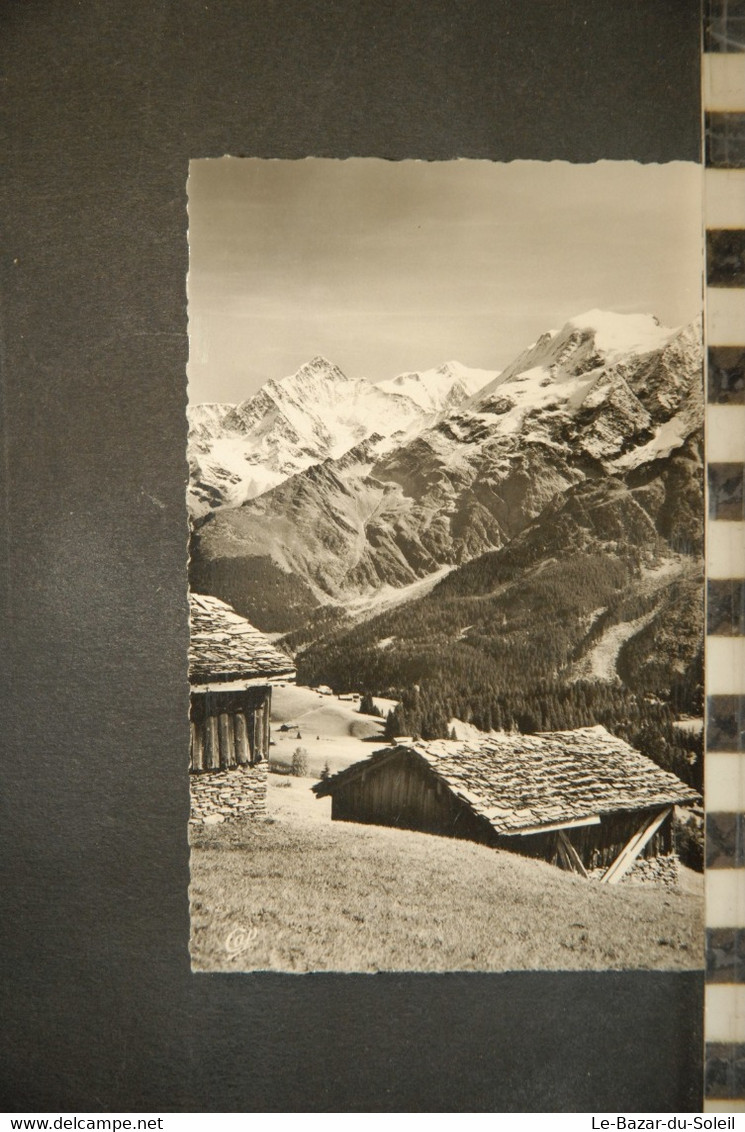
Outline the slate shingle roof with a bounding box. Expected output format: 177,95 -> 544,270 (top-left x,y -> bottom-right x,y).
189,593 -> 296,685
314,726 -> 700,834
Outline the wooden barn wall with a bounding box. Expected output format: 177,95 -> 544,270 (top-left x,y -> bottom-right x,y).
189,686 -> 272,771
500,808 -> 674,870
331,752 -> 496,846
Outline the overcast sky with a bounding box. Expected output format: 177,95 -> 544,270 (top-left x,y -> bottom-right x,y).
187,158 -> 703,404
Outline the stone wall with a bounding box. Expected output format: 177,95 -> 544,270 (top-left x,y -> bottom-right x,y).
587,853 -> 681,888
625,852 -> 681,888
190,763 -> 267,824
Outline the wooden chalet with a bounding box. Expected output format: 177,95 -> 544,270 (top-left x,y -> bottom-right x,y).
189,593 -> 296,773
313,726 -> 700,883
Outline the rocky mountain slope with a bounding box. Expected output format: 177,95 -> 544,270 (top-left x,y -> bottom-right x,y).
293,430 -> 703,790
188,355 -> 496,518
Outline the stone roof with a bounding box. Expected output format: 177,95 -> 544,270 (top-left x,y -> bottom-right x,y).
313,725 -> 700,835
189,593 -> 296,685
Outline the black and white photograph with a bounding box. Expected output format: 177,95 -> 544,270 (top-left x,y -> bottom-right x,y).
2,0 -> 713,1111
186,157 -> 705,974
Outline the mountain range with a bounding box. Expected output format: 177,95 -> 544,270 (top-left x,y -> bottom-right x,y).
190,310 -> 702,616
188,307 -> 703,776
188,355 -> 495,518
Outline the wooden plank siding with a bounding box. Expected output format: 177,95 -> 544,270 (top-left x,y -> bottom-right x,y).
189,685 -> 272,772
330,751 -> 497,846
218,713 -> 232,770
204,714 -> 220,771
233,711 -> 250,766
190,721 -> 204,772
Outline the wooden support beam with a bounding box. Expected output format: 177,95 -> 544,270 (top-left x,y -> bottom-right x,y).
555,835 -> 571,871
514,814 -> 601,836
601,807 -> 672,885
252,704 -> 261,761
557,830 -> 589,878
262,692 -> 271,762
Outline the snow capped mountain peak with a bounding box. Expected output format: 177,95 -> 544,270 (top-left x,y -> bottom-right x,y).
277,355 -> 351,389
459,309 -> 702,470
376,361 -> 498,413
188,354 -> 496,518
188,400 -> 236,429
566,310 -> 678,361
438,360 -> 499,392
471,310 -> 687,411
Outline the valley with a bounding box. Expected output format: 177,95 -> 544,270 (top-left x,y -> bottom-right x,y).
188,308 -> 705,797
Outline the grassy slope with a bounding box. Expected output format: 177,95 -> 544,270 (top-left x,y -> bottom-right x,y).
190,784 -> 703,974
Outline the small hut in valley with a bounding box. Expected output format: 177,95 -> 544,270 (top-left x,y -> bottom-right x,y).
313,726 -> 699,882
189,593 -> 296,822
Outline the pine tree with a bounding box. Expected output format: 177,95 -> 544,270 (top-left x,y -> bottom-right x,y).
291,747 -> 309,777
360,692 -> 382,716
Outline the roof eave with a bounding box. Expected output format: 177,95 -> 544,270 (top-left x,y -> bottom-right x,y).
312,745 -> 403,797
191,671 -> 296,691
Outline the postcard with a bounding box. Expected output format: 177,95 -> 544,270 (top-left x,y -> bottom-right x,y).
185,157 -> 705,975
